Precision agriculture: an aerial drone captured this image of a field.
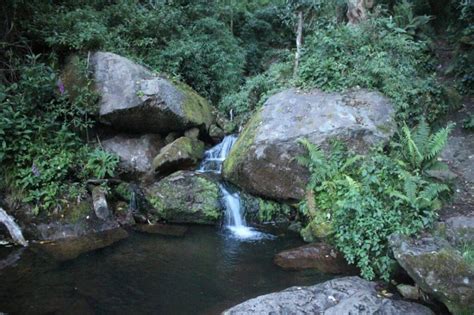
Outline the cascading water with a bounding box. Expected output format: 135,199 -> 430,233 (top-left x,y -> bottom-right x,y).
0,208 -> 28,247
198,135 -> 266,240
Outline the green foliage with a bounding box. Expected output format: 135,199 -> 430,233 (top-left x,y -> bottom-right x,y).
83,148 -> 119,180
392,0 -> 433,37
158,17 -> 245,103
447,0 -> 474,94
463,114 -> 474,130
297,16 -> 448,122
0,54 -> 117,214
298,122 -> 452,280
461,241 -> 474,268
393,119 -> 454,173
219,60 -> 292,123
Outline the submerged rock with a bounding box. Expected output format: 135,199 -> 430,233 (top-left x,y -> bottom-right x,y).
33,228 -> 128,261
152,137 -> 205,175
274,243 -> 356,274
222,276 -> 433,315
145,171 -> 222,224
389,233 -> 474,314
223,88 -> 395,200
89,52 -> 215,133
102,133 -> 164,177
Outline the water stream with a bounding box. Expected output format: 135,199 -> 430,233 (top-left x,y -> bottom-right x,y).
0,208 -> 27,247
198,136 -> 267,240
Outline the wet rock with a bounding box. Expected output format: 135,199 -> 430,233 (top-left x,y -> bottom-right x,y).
223,88 -> 395,200
152,137 -> 205,175
114,201 -> 136,226
389,233 -> 474,314
397,284 -> 422,300
134,223 -> 188,237
222,276 -> 433,315
0,207 -> 28,246
33,228 -> 128,261
88,52 -> 215,133
145,171 -> 222,224
240,193 -> 292,224
274,243 -> 356,274
209,124 -> 226,143
102,134 -> 164,177
92,186 -> 111,220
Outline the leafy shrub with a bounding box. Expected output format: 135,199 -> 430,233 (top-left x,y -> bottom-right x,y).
0,54 -> 117,214
157,17 -> 245,103
297,16 -> 449,122
297,122 -> 452,280
83,148 -> 119,180
218,60 -> 292,123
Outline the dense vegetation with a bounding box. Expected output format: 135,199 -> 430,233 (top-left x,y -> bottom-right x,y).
298,120 -> 453,280
1,0 -> 472,281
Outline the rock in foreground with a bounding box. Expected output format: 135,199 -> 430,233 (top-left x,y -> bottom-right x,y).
222,276 -> 433,315
389,233 -> 474,314
223,88 -> 395,200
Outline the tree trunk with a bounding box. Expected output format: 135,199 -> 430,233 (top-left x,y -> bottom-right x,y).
294,10 -> 303,78
347,0 -> 374,24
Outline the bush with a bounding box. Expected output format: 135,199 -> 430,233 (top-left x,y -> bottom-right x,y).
297,121 -> 452,280
0,54 -> 117,214
218,60 -> 292,123
157,18 -> 245,103
297,16 -> 449,122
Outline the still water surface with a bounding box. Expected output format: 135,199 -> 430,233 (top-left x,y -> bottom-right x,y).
0,226 -> 332,314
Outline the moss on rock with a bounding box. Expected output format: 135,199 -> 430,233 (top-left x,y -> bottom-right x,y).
146,171 -> 222,224
152,137 -> 205,174
223,110 -> 262,180
173,79 -> 215,129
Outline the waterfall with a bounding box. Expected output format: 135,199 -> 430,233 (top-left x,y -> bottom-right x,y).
198,136 -> 264,239
0,208 -> 28,247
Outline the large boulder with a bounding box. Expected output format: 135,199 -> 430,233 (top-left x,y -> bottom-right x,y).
389,233 -> 474,314
102,134 -> 163,177
223,89 -> 395,200
89,52 -> 215,133
222,276 -> 433,315
274,243 -> 356,274
145,171 -> 222,224
152,137 -> 205,175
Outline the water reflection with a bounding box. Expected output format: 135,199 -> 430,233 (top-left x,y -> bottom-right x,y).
0,227 -> 332,314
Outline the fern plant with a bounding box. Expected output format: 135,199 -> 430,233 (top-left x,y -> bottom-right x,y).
298,122 -> 453,281
393,119 -> 454,174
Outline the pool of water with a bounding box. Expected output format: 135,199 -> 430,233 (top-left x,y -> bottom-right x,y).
0,226 -> 333,314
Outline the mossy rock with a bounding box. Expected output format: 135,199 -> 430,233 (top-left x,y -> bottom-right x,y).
152,137 -> 205,175
88,52 -> 216,134
223,89 -> 395,201
145,171 -> 222,225
389,233 -> 474,314
240,192 -> 292,224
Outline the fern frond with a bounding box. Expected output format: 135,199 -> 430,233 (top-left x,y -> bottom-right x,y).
426,123 -> 454,162
401,123 -> 423,168
412,118 -> 430,156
